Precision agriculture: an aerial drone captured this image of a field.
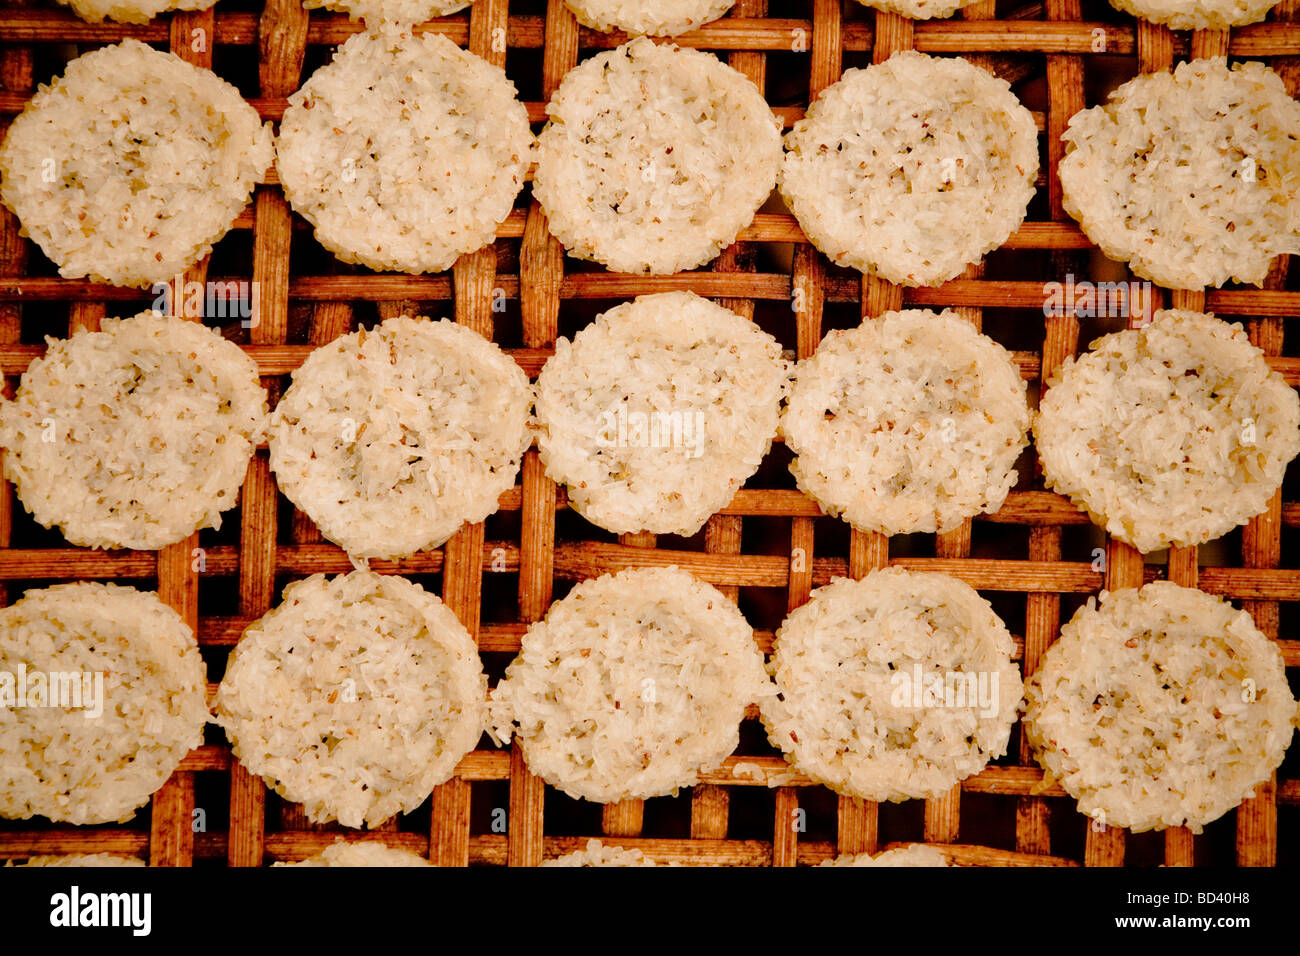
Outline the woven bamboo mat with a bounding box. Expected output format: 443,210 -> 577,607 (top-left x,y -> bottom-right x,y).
0,0 -> 1296,867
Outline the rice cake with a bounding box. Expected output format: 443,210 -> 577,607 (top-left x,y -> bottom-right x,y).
268,315 -> 531,560
1107,0 -> 1274,31
0,583 -> 208,825
0,311 -> 268,551
849,0 -> 988,18
277,26 -> 532,275
781,309 -> 1030,536
780,52 -> 1038,287
819,845 -> 953,867
1060,58 -> 1300,290
562,0 -> 736,36
9,854 -> 146,867
0,40 -> 272,289
1023,582 -> 1297,833
215,571 -> 487,829
303,0 -> 472,25
56,0 -> 216,23
489,566 -> 772,803
1035,310 -> 1300,553
762,568 -> 1022,802
542,839 -> 665,867
533,37 -> 781,275
533,291 -> 788,536
283,841 -> 433,867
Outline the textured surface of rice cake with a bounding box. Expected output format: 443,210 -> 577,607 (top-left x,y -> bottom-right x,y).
277,27 -> 532,275
0,312 -> 268,551
534,37 -> 781,274
542,839 -> 663,867
303,0 -> 471,24
282,841 -> 432,867
490,566 -> 772,803
57,0 -> 214,24
0,583 -> 208,825
563,0 -> 735,35
0,40 -> 272,289
1060,58 -> 1300,289
818,845 -> 952,867
848,0 -> 986,17
1035,310 -> 1300,553
1108,0 -> 1274,30
269,316 -> 531,560
1023,582 -> 1297,833
781,52 -> 1037,287
215,571 -> 487,829
10,853 -> 146,867
762,568 -> 1022,802
782,309 -> 1030,536
534,291 -> 787,536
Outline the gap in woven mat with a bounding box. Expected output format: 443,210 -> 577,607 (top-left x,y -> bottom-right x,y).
958,791 -> 1016,850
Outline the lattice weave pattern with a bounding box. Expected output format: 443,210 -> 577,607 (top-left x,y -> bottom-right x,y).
0,0 -> 1297,866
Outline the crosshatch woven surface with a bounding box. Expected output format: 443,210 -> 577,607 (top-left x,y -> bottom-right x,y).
0,0 -> 1297,868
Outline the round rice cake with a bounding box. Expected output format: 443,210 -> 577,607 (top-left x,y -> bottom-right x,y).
1060,58 -> 1300,290
534,291 -> 788,536
849,0 -> 988,18
268,315 -> 531,560
818,845 -> 952,867
533,37 -> 781,275
277,27 -> 532,275
215,571 -> 487,829
562,0 -> 735,36
0,583 -> 208,825
1023,582 -> 1298,833
303,0 -> 471,25
781,309 -> 1030,536
489,566 -> 772,803
1107,0 -> 1275,31
56,0 -> 215,24
542,839 -> 664,867
0,311 -> 268,551
762,568 -> 1022,802
9,854 -> 146,867
780,51 -> 1037,287
1035,309 -> 1300,553
282,841 -> 432,867
0,40 -> 272,289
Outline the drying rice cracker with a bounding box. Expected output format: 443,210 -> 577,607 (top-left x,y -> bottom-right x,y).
1060,58 -> 1300,290
0,583 -> 207,825
819,845 -> 953,867
9,854 -> 146,867
1035,309 -> 1300,553
0,311 -> 268,551
781,51 -> 1037,287
543,839 -> 666,866
1023,582 -> 1297,833
534,291 -> 788,536
563,0 -> 735,36
534,37 -> 781,275
215,571 -> 487,829
490,566 -> 773,803
304,0 -> 471,25
849,0 -> 989,18
277,27 -> 532,275
781,309 -> 1030,536
269,316 -> 531,560
282,841 -> 432,867
1107,0 -> 1275,31
58,0 -> 215,24
762,568 -> 1022,802
0,40 -> 272,289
